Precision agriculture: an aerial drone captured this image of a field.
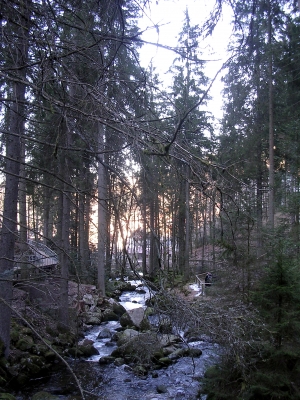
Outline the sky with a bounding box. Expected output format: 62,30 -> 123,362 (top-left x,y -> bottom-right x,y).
137,0 -> 234,120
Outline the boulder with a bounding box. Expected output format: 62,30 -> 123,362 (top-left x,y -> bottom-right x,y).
158,334 -> 182,347
116,329 -> 139,346
15,336 -> 34,351
110,299 -> 126,317
101,309 -> 119,322
120,307 -> 148,329
99,356 -> 115,364
84,312 -> 102,325
97,328 -> 112,339
78,344 -> 99,357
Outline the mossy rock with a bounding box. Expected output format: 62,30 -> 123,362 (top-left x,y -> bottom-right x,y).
32,344 -> 49,356
144,307 -> 154,317
44,350 -> 56,361
152,350 -> 164,362
187,348 -> 202,357
112,302 -> 126,317
158,357 -> 173,366
66,347 -> 83,358
21,327 -> 32,336
0,394 -> 16,400
20,356 -> 43,375
16,373 -> 28,386
9,329 -> 19,344
99,356 -> 115,364
0,375 -> 7,387
0,341 -> 4,357
133,365 -> 148,376
119,312 -> 134,328
114,357 -> 125,366
46,326 -> 59,337
0,366 -> 7,381
139,317 -> 151,331
15,336 -> 34,351
0,357 -> 8,370
78,344 -> 99,357
204,365 -> 221,379
31,392 -> 60,400
57,332 -> 76,346
101,309 -> 119,322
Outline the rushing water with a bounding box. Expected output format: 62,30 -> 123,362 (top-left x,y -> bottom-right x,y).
13,280 -> 220,400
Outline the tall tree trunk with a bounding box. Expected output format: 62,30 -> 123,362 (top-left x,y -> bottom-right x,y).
184,165 -> 190,282
0,1 -> 29,357
57,120 -> 71,330
97,125 -> 107,295
58,182 -> 71,330
268,0 -> 275,229
19,138 -> 27,244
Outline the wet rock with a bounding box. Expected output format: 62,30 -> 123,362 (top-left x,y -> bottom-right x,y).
114,357 -> 125,366
84,312 -> 102,325
158,357 -> 173,366
187,348 -> 202,357
120,307 -> 148,329
108,298 -> 126,317
156,384 -> 168,394
136,287 -> 146,294
78,338 -> 94,346
78,344 -> 99,357
115,329 -> 139,346
66,347 -> 83,358
133,365 -> 147,376
119,312 -> 133,328
158,334 -> 182,347
99,355 -> 115,364
97,328 -> 112,339
101,309 -> 119,322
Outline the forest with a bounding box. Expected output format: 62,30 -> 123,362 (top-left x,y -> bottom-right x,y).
1,0 -> 300,399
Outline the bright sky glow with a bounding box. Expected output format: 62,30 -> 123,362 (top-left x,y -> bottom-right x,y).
138,0 -> 234,120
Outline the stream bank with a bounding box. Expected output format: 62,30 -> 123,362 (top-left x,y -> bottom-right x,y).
1,278 -> 220,399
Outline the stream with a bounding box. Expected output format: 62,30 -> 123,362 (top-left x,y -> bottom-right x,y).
14,280 -> 220,399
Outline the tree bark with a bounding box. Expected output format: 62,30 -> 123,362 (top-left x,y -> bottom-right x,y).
268,0 -> 275,229
97,125 -> 107,295
0,0 -> 29,357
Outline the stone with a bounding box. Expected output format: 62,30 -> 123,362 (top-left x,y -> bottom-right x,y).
99,356 -> 115,364
156,384 -> 168,394
0,394 -> 16,400
119,312 -> 133,328
158,357 -> 173,366
101,309 -> 119,322
78,344 -> 99,357
97,328 -> 112,339
158,334 -> 182,347
15,336 -> 34,351
114,357 -> 125,366
116,329 -> 139,346
120,307 -> 147,329
31,392 -> 59,400
84,312 -> 102,325
133,365 -> 147,376
108,298 -> 127,317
